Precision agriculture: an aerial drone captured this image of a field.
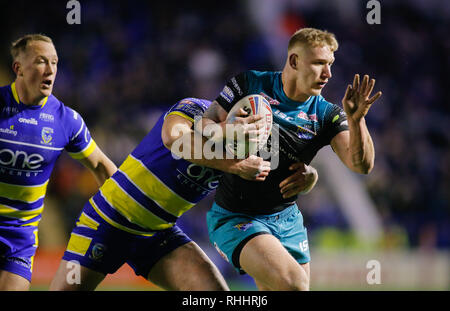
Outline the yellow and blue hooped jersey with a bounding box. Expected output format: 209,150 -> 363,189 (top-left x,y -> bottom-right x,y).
0,83 -> 96,228
89,98 -> 222,236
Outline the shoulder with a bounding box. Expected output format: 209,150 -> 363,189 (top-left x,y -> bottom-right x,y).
165,97 -> 212,122
314,96 -> 348,130
314,95 -> 342,116
175,97 -> 212,111
47,95 -> 81,119
245,70 -> 279,92
246,70 -> 279,82
45,95 -> 87,134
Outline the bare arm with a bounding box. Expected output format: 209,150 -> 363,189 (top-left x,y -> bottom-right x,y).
162,114 -> 270,181
194,100 -> 264,141
78,147 -> 117,186
196,100 -> 228,131
331,120 -> 374,174
332,74 -> 382,174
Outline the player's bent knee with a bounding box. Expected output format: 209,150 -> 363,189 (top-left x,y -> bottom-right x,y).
265,263 -> 309,291
275,273 -> 309,291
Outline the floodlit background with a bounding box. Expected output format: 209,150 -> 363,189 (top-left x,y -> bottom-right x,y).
0,0 -> 448,290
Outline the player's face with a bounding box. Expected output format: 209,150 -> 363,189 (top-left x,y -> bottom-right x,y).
17,41 -> 58,100
295,44 -> 334,98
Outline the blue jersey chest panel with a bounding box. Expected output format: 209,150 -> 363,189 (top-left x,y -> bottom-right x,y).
0,85 -> 89,185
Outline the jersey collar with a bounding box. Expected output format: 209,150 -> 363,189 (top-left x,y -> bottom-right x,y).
11,82 -> 49,108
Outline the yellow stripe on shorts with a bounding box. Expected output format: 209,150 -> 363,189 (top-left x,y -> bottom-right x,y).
66,233 -> 92,256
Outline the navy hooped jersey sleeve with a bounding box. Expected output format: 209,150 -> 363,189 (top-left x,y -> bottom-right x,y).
164,97 -> 211,123
214,70 -> 349,214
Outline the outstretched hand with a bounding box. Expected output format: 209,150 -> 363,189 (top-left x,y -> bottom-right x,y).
342,74 -> 382,122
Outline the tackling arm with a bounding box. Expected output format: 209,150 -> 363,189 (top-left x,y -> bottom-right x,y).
162,113 -> 270,181
194,100 -> 264,141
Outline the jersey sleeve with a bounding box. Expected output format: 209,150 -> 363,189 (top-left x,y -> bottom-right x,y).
63,107 -> 97,160
215,72 -> 249,112
322,104 -> 349,144
165,98 -> 210,123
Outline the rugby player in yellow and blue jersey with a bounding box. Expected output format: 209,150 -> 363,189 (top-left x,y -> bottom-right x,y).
0,34 -> 117,290
198,28 -> 382,291
50,96 -> 319,291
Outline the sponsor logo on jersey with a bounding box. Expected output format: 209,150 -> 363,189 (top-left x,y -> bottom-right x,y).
4,256 -> 31,270
18,117 -> 38,125
234,221 -> 253,231
89,243 -> 106,261
41,127 -> 54,145
296,125 -> 316,140
230,77 -> 243,96
39,112 -> 54,122
186,164 -> 221,189
175,164 -> 222,196
273,109 -> 294,122
0,126 -> 17,136
297,111 -> 318,122
309,114 -> 318,122
173,100 -> 204,119
0,148 -> 45,170
297,111 -> 308,120
259,92 -> 280,106
220,86 -> 235,103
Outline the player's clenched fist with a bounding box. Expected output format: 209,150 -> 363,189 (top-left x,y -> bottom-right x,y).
235,155 -> 271,181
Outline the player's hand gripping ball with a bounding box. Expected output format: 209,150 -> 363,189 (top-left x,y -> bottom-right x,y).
225,94 -> 273,158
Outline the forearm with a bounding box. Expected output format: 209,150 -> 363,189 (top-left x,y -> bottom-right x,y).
79,148 -> 118,186
194,116 -> 227,142
348,117 -> 374,174
91,158 -> 117,186
166,129 -> 241,175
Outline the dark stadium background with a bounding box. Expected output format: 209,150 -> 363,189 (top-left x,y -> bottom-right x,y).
0,0 -> 448,290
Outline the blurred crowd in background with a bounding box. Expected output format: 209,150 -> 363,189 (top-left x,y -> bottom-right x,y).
0,0 -> 448,282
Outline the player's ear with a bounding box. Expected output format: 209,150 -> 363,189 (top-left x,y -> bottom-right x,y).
289,53 -> 298,70
12,61 -> 22,76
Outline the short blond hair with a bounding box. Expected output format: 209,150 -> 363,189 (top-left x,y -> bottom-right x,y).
10,34 -> 53,62
288,28 -> 338,52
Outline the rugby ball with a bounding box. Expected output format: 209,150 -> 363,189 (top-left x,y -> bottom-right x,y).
225,94 -> 273,158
